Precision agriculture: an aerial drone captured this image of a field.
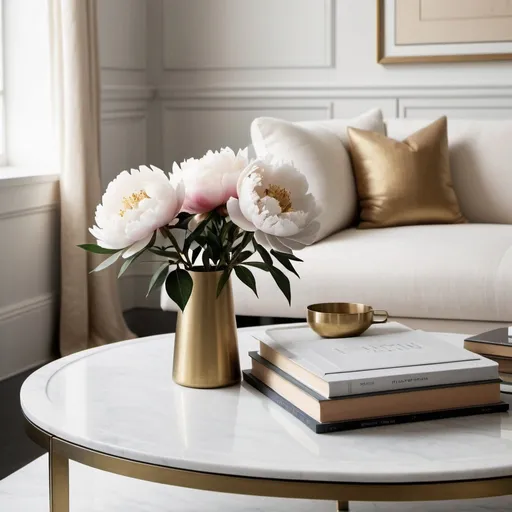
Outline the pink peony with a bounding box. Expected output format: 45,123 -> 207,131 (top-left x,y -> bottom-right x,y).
172,147 -> 249,214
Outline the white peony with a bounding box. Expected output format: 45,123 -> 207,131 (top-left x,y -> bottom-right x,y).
172,147 -> 249,214
89,165 -> 184,258
226,157 -> 320,253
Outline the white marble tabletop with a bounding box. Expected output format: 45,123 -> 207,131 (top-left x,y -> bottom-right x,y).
2,455 -> 512,512
20,323 -> 512,485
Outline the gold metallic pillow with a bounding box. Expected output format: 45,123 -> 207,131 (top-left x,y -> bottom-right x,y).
347,117 -> 466,229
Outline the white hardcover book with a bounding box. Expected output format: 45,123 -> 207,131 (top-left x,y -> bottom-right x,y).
257,324 -> 499,398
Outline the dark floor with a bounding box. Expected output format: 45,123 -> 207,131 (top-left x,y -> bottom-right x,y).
0,366 -> 46,480
0,309 -> 301,481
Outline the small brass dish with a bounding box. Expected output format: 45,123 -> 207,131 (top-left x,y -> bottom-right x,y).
307,302 -> 388,338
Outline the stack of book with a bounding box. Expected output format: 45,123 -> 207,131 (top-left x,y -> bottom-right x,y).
465,328 -> 512,383
244,324 -> 508,434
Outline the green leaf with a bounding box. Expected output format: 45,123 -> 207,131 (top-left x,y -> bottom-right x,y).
90,250 -> 123,273
118,253 -> 138,278
234,266 -> 258,297
206,230 -> 222,262
216,268 -> 232,298
243,261 -> 270,272
78,243 -> 119,254
194,235 -> 209,247
165,269 -> 193,311
271,250 -> 303,263
254,242 -> 272,265
191,246 -> 202,264
146,263 -> 169,297
235,251 -> 253,264
184,212 -> 213,251
202,247 -> 212,270
149,247 -> 179,259
270,250 -> 300,278
269,266 -> 292,306
172,212 -> 194,230
220,221 -> 231,242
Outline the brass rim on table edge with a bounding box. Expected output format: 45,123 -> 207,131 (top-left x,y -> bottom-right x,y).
23,416 -> 512,502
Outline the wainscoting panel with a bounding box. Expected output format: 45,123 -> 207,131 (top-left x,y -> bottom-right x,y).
100,111 -> 148,187
162,0 -> 334,70
162,102 -> 332,167
0,178 -> 58,220
399,97 -> 512,119
0,294 -> 56,382
120,275 -> 162,310
333,98 -> 397,119
0,208 -> 59,311
0,197 -> 58,381
98,0 -> 147,71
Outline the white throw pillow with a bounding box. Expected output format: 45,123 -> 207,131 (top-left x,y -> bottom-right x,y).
250,108 -> 385,242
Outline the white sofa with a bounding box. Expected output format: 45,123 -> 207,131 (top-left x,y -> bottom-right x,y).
162,118 -> 512,334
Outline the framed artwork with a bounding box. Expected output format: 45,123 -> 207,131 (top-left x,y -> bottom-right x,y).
377,0 -> 512,64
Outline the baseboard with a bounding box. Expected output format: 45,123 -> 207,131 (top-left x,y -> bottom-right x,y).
0,357 -> 54,384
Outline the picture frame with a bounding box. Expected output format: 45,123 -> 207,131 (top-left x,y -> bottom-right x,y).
377,0 -> 512,64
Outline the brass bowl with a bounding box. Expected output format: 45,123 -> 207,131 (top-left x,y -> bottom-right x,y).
307,302 -> 388,338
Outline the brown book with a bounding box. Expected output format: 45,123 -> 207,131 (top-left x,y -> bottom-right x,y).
486,356 -> 512,374
465,328 -> 512,359
250,353 -> 501,424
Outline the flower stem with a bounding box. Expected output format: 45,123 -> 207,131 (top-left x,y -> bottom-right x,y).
160,227 -> 190,268
230,231 -> 255,267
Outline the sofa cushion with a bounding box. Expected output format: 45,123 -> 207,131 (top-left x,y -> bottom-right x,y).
221,224 -> 512,323
386,119 -> 512,225
250,109 -> 385,242
348,117 -> 466,229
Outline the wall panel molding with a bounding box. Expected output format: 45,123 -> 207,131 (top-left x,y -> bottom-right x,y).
101,86 -> 156,114
158,84 -> 512,101
399,97 -> 512,119
0,203 -> 57,221
0,292 -> 55,324
101,110 -> 149,123
0,180 -> 59,220
162,0 -> 334,70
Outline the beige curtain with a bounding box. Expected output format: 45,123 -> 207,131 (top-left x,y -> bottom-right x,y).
50,0 -> 135,356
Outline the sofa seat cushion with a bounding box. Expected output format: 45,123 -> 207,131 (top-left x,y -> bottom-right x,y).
227,224 -> 512,322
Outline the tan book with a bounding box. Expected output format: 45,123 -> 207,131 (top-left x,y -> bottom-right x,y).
465,328 -> 512,359
250,353 -> 501,424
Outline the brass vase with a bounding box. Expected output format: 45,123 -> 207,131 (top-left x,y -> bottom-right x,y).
172,270 -> 241,388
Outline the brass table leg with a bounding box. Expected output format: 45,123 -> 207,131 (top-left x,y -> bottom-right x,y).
49,438 -> 69,512
337,501 -> 349,511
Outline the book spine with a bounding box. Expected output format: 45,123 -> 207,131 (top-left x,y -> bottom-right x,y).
315,403 -> 509,433
330,364 -> 498,397
243,371 -> 321,433
243,371 -> 508,434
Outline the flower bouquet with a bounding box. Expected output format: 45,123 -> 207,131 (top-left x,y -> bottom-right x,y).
81,148 -> 319,388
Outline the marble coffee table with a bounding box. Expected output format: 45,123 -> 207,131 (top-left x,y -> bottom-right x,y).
20,324 -> 512,512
